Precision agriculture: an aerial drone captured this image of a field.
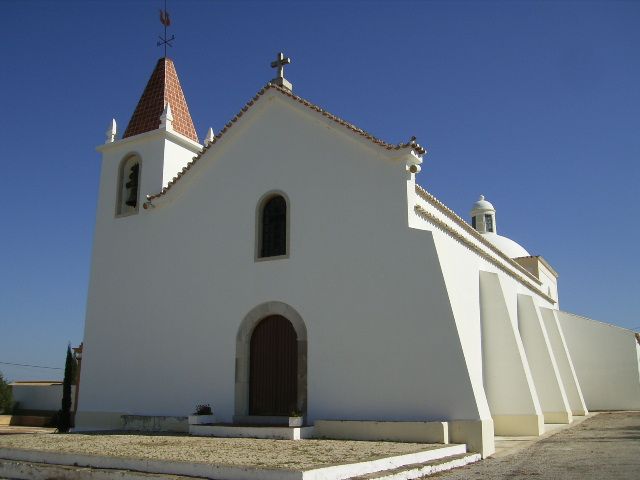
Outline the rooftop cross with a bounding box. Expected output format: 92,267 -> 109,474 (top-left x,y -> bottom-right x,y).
157,2 -> 175,57
270,52 -> 293,91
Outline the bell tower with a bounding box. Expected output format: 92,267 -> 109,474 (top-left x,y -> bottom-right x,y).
95,57 -> 202,220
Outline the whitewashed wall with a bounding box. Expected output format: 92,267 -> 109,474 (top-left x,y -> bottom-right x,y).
410,183 -> 557,433
557,311 -> 640,410
11,384 -> 75,412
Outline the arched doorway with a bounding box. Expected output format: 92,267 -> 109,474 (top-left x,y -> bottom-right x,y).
249,315 -> 298,415
235,302 -> 307,420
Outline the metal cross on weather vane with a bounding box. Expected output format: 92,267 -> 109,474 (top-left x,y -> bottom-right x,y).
157,2 -> 175,58
270,52 -> 293,91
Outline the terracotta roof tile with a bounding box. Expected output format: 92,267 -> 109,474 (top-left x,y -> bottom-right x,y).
123,57 -> 198,142
145,83 -> 425,204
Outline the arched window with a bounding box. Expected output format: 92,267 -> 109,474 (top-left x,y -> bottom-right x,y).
258,194 -> 288,259
484,214 -> 494,233
117,155 -> 141,216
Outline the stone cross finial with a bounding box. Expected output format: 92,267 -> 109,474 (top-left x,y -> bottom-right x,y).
270,52 -> 293,91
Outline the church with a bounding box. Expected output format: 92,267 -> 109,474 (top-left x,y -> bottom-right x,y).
75,53 -> 640,457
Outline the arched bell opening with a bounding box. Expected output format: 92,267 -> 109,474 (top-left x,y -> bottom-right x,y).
116,154 -> 142,216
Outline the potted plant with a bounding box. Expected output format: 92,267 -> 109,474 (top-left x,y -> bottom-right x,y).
289,410 -> 303,427
188,404 -> 216,425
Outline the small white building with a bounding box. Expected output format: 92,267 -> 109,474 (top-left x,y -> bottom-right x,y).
75,55 -> 640,457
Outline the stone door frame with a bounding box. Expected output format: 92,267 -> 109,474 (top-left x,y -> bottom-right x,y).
235,302 -> 307,419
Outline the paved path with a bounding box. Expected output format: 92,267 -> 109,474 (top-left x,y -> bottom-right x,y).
432,411 -> 640,479
0,427 -> 55,435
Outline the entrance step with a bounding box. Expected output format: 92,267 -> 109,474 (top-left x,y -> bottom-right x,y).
189,423 -> 314,439
346,452 -> 481,479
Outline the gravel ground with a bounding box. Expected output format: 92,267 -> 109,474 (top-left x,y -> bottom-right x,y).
0,432 -> 436,470
430,411 -> 640,479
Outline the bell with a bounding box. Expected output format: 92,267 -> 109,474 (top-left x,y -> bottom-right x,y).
125,163 -> 139,207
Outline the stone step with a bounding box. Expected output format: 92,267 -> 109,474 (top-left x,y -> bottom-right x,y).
1,444 -> 476,480
347,452 -> 481,480
0,453 -> 480,480
190,423 -> 315,439
0,458 -> 205,480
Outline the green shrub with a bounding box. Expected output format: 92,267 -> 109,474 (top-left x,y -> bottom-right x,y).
57,345 -> 76,432
0,372 -> 12,414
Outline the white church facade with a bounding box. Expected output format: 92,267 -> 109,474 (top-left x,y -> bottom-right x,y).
76,55 -> 640,457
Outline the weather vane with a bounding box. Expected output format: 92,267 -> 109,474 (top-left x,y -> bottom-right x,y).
157,1 -> 175,57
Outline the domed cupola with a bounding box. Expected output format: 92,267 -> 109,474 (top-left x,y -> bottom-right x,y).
471,195 -> 496,234
471,195 -> 530,258
470,195 -> 559,300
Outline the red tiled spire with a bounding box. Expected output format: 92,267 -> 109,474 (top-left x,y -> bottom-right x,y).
123,58 -> 198,142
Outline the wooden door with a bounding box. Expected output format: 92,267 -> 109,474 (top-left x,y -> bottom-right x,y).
249,315 -> 298,416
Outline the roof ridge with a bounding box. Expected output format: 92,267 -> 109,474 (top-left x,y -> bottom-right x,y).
414,183 -> 543,286
145,84 -> 425,205
270,84 -> 426,155
414,204 -> 555,305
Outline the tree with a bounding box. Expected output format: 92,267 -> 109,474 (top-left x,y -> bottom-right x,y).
0,372 -> 11,414
57,345 -> 76,432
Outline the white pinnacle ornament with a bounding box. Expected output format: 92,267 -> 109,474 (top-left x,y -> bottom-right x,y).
204,127 -> 215,146
105,118 -> 117,143
159,103 -> 174,130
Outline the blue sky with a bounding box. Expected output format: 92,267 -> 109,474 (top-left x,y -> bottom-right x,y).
1,0 -> 638,381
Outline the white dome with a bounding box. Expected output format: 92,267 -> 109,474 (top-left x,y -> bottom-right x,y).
482,232 -> 530,258
471,195 -> 495,216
